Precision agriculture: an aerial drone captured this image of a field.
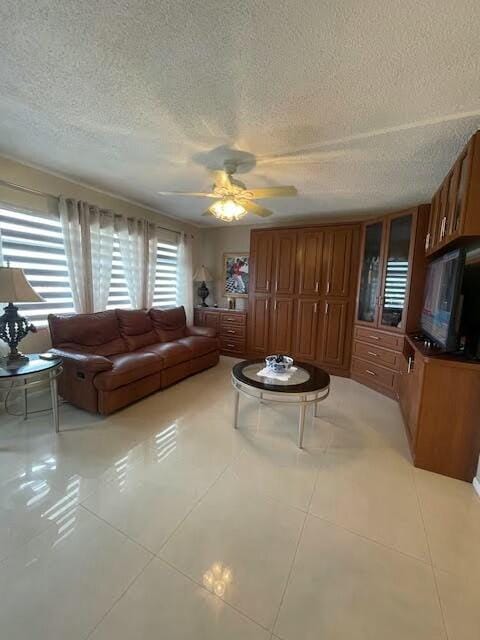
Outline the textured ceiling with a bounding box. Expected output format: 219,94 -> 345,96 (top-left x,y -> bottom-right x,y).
1,1 -> 480,226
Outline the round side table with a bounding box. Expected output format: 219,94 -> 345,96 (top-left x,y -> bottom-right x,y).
0,354 -> 63,432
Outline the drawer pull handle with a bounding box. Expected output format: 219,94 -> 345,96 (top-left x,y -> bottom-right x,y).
227,343 -> 235,348
369,335 -> 380,340
367,351 -> 378,357
227,329 -> 236,334
366,369 -> 376,376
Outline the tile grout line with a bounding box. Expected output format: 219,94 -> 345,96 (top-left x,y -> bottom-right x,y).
306,507 -> 433,566
84,554 -> 156,639
156,458 -> 236,555
268,457 -> 322,636
156,554 -> 272,634
411,469 -> 450,640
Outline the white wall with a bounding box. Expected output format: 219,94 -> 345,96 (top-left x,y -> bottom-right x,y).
0,155 -> 202,353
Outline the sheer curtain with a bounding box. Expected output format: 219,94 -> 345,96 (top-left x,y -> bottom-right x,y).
90,207 -> 115,312
177,232 -> 194,324
116,217 -> 145,308
59,197 -> 92,313
144,223 -> 158,308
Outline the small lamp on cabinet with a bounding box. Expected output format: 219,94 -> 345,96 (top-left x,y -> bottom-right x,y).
193,265 -> 213,307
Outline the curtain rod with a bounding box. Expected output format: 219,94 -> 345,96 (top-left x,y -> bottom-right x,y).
0,178 -> 182,236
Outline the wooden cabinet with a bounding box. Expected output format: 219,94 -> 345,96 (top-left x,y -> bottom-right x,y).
248,295 -> 270,356
323,227 -> 354,297
194,308 -> 247,357
426,131 -> 480,255
251,230 -> 273,293
320,300 -> 349,368
352,206 -> 429,398
398,336 -> 480,482
248,224 -> 360,374
297,229 -> 324,296
270,298 -> 294,353
273,230 -> 297,295
292,299 -> 321,361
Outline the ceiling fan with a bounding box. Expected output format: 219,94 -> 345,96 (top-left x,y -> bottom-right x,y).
158,160 -> 298,222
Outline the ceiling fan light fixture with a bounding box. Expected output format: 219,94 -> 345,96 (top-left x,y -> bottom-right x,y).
209,198 -> 247,222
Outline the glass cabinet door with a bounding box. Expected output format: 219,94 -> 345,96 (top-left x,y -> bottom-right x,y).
357,221 -> 383,324
379,214 -> 412,330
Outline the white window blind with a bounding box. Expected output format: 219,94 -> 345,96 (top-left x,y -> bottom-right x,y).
0,207 -> 75,326
107,235 -> 131,309
384,260 -> 408,309
153,239 -> 178,308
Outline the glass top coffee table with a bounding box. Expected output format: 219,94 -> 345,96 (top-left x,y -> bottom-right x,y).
231,359 -> 330,448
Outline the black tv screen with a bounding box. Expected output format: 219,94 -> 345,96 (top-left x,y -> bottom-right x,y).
421,249 -> 464,350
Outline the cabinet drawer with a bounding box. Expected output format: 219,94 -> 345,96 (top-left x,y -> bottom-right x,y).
220,336 -> 245,354
351,357 -> 398,391
354,326 -> 404,351
220,312 -> 246,326
353,340 -> 402,370
220,323 -> 246,339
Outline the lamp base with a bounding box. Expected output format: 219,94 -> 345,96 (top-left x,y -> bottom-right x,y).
0,302 -> 36,368
197,281 -> 210,307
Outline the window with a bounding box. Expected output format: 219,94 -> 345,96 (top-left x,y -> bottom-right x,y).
107,235 -> 131,309
0,207 -> 75,326
153,239 -> 178,308
384,260 -> 408,309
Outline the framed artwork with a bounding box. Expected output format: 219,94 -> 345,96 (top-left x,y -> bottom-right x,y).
223,253 -> 249,298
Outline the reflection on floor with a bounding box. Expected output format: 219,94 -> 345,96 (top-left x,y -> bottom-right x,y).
0,356 -> 479,640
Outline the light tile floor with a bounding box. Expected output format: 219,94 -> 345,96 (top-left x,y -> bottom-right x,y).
0,356 -> 479,639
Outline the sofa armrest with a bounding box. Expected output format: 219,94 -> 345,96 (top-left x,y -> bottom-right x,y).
186,325 -> 218,338
49,348 -> 113,373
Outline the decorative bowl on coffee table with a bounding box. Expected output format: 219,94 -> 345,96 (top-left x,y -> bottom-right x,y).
265,354 -> 293,373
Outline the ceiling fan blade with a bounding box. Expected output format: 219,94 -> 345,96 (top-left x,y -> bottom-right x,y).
201,209 -> 215,217
238,199 -> 273,217
212,170 -> 233,190
158,191 -> 217,197
247,186 -> 297,198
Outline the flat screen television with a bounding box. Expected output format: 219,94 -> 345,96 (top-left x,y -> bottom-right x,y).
420,248 -> 465,351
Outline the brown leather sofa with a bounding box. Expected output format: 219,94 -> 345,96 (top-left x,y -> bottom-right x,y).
48,306 -> 219,415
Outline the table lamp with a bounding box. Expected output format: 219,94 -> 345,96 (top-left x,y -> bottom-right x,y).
0,266 -> 44,364
193,265 -> 213,307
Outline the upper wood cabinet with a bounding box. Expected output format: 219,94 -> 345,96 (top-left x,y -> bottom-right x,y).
355,207 -> 429,334
273,230 -> 297,295
426,131 -> 480,255
250,230 -> 273,294
297,229 -> 324,296
322,227 -> 354,297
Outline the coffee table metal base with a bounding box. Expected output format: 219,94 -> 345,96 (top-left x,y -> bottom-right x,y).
231,376 -> 330,448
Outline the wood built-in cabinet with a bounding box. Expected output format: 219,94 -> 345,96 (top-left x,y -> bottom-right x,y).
351,206 -> 430,398
426,131 -> 480,255
194,308 -> 247,357
398,336 -> 480,482
248,224 -> 360,375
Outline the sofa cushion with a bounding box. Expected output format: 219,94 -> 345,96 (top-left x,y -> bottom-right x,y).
177,336 -> 219,358
116,309 -> 158,351
136,342 -> 192,368
48,311 -> 126,356
149,307 -> 186,342
94,351 -> 163,391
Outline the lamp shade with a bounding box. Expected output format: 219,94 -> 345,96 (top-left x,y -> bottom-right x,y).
193,265 -> 213,282
0,267 -> 45,302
